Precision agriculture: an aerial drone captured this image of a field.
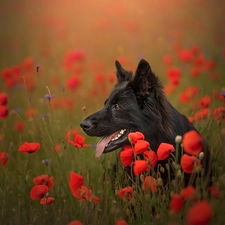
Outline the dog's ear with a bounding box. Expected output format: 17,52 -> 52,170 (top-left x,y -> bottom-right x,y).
132,59 -> 162,96
115,60 -> 132,83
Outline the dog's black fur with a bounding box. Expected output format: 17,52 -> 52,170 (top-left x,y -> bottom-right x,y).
80,59 -> 211,187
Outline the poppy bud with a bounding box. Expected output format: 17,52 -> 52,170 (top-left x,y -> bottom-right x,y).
198,152 -> 204,160
175,135 -> 182,144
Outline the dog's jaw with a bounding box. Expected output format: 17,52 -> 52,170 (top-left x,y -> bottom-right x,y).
96,129 -> 130,158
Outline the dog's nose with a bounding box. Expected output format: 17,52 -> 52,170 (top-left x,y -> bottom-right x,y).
80,120 -> 93,131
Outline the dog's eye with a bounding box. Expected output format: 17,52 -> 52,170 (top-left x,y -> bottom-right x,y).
114,104 -> 120,110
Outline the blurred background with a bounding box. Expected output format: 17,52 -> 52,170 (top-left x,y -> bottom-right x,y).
0,0 -> 224,131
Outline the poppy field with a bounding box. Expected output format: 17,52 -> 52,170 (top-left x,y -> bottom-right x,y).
0,0 -> 225,225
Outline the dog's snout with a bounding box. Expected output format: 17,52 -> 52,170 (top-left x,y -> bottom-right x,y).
80,119 -> 93,131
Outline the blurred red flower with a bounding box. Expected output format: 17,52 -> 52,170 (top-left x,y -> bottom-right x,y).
69,220 -> 83,225
40,197 -> 55,205
23,57 -> 34,71
66,75 -> 80,91
68,171 -> 84,194
133,160 -> 149,176
162,54 -> 172,66
65,129 -> 78,140
116,219 -> 129,225
157,143 -> 175,160
193,108 -> 211,121
0,152 -> 8,167
144,150 -> 158,169
33,174 -> 54,189
128,132 -> 145,144
18,142 -> 40,154
14,121 -> 25,132
26,107 -> 36,119
190,67 -> 201,77
0,92 -> 8,105
209,186 -> 220,199
180,186 -> 196,200
143,176 -> 157,193
0,105 -> 8,119
166,67 -> 182,86
117,186 -> 133,200
134,140 -> 150,154
213,107 -> 225,122
206,59 -> 215,71
120,145 -> 133,166
182,130 -> 203,156
30,185 -> 49,200
169,194 -> 184,214
180,154 -> 202,174
186,200 -> 213,225
200,96 -> 211,109
52,143 -> 62,153
178,49 -> 193,62
67,134 -> 89,148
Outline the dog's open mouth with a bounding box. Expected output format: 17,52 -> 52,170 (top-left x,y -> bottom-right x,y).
96,129 -> 129,158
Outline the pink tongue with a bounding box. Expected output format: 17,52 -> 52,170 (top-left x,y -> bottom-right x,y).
96,132 -> 119,158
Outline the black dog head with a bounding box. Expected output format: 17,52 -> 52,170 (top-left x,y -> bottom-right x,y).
80,59 -> 173,158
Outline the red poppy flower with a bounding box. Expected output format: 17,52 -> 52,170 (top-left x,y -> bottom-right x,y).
18,142 -> 40,154
117,186 -> 133,200
133,160 -> 149,176
69,220 -> 83,225
33,174 -> 54,189
169,194 -> 184,214
143,176 -> 157,193
134,140 -> 150,154
0,105 -> 8,119
209,186 -> 220,199
23,57 -> 33,71
14,121 -> 25,132
30,185 -> 49,200
67,134 -> 90,148
200,96 -> 211,109
179,92 -> 190,104
157,143 -> 175,160
162,55 -> 172,66
116,219 -> 129,225
186,200 -> 213,225
73,185 -> 99,203
166,67 -> 182,86
213,107 -> 225,122
144,150 -> 158,169
178,49 -> 193,62
0,152 -> 8,167
68,171 -> 84,194
65,129 -> 78,140
128,132 -> 145,144
52,143 -> 62,153
180,154 -> 202,174
206,59 -> 215,70
0,92 -> 8,105
182,130 -> 203,156
193,108 -> 211,121
120,145 -> 133,166
72,185 -> 92,201
40,197 -> 55,205
190,67 -> 201,78
66,76 -> 80,91
26,107 -> 36,119
180,186 -> 196,200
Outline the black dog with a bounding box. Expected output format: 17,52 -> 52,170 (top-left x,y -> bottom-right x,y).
80,59 -> 211,187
